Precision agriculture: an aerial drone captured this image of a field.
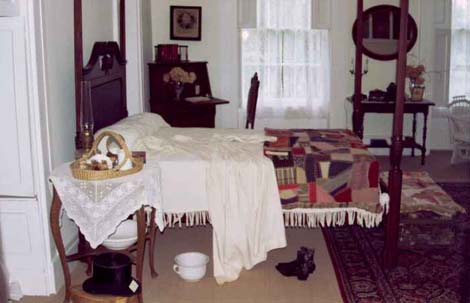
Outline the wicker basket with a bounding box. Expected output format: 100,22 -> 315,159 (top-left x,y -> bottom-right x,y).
70,131 -> 143,181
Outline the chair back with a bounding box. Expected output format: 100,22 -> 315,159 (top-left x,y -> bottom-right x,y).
448,96 -> 470,144
245,73 -> 260,129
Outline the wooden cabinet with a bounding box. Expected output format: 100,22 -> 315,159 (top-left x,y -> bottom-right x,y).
148,61 -> 228,127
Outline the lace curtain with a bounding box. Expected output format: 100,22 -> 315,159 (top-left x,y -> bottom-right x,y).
241,0 -> 330,119
450,0 -> 470,99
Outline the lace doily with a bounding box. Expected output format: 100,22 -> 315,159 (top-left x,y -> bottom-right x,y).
50,162 -> 163,248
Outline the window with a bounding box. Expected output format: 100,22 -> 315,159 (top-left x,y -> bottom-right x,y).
241,0 -> 330,119
450,0 -> 470,100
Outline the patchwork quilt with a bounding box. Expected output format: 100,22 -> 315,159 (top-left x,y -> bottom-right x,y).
381,171 -> 466,217
264,128 -> 381,214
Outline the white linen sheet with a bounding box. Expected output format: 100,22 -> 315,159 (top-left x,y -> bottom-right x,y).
133,127 -> 286,284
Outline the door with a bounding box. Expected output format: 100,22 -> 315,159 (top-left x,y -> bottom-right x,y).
0,17 -> 35,197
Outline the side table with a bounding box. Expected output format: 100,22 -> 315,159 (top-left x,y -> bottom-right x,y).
50,188 -> 158,303
347,98 -> 435,165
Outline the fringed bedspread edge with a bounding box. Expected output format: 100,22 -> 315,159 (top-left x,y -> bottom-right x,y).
163,192 -> 389,229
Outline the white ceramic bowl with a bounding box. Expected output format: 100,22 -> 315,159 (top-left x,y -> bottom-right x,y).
173,252 -> 209,282
102,220 -> 138,251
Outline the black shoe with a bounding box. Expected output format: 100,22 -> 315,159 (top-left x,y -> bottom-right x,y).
275,249 -> 303,277
275,247 -> 316,280
299,246 -> 316,274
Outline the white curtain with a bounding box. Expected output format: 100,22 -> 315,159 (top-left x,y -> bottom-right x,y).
241,0 -> 330,119
450,0 -> 470,99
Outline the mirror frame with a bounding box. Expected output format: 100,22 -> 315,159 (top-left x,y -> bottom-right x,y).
73,0 -> 126,147
352,5 -> 418,61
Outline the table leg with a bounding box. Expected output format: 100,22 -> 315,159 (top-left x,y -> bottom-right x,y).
352,108 -> 365,140
50,189 -> 72,303
422,110 -> 429,165
136,207 -> 146,303
148,209 -> 158,278
412,113 -> 417,157
78,232 -> 93,276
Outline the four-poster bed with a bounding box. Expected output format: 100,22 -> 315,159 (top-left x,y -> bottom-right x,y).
50,0 -> 412,301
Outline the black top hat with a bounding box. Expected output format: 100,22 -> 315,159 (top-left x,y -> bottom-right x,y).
83,252 -> 141,297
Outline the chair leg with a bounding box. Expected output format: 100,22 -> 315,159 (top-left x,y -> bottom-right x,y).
451,148 -> 456,164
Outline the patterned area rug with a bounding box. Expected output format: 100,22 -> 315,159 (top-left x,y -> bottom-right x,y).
324,183 -> 470,303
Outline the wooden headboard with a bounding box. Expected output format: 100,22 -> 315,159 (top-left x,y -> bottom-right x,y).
81,42 -> 128,133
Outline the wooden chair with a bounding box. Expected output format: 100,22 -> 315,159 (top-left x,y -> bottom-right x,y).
245,73 -> 260,129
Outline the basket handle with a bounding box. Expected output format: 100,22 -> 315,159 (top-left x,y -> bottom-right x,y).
92,131 -> 137,171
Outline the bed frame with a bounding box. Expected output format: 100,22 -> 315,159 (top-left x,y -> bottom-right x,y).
73,0 -> 408,270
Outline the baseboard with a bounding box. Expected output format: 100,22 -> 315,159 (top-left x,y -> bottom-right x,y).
51,236 -> 79,294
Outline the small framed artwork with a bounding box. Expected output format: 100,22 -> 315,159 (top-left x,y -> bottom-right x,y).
170,6 -> 202,41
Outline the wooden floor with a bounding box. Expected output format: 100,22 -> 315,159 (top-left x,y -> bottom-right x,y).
20,151 -> 470,303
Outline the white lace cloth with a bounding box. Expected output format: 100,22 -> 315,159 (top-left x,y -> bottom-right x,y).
50,162 -> 164,249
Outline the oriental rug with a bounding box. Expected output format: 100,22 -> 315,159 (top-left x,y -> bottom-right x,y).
324,183 -> 470,303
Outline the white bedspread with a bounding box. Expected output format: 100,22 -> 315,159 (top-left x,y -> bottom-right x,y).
134,128 -> 286,284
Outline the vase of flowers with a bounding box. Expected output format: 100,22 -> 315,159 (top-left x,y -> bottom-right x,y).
406,64 -> 426,101
163,67 -> 197,100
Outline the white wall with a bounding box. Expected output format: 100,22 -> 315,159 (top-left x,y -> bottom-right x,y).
141,0 -> 154,111
41,0 -> 79,292
82,0 -> 116,64
151,0 -> 240,128
151,0 -> 451,150
126,0 -> 153,115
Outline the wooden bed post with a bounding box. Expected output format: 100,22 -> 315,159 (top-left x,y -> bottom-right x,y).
352,0 -> 364,139
74,0 -> 83,148
383,0 -> 408,269
119,0 -> 126,59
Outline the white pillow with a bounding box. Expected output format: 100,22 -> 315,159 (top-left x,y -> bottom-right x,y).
95,113 -> 170,151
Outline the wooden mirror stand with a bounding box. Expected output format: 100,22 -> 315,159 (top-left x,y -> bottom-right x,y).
352,5 -> 418,61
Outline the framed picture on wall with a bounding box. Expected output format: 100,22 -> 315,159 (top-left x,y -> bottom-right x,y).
170,6 -> 202,41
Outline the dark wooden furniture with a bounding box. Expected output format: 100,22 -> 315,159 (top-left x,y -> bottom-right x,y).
353,0 -> 410,269
74,0 -> 127,148
245,73 -> 260,129
347,98 -> 435,165
148,61 -> 229,127
82,42 -> 128,133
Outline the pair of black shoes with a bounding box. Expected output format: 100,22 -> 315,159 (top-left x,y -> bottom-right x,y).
275,247 -> 316,280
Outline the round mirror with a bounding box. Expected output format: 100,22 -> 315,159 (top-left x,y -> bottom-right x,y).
352,5 -> 418,61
